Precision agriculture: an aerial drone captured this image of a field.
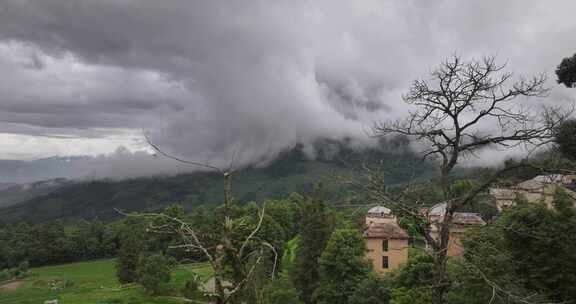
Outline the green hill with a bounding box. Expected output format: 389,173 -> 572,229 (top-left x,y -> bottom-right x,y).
0,140 -> 437,223
0,179 -> 71,208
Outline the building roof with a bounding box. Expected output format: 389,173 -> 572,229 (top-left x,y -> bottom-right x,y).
364,222 -> 409,240
489,188 -> 517,200
489,174 -> 576,202
367,205 -> 392,215
426,202 -> 486,225
452,212 -> 486,225
516,174 -> 573,190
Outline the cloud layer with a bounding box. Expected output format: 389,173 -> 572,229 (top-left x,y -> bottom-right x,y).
0,0 -> 575,169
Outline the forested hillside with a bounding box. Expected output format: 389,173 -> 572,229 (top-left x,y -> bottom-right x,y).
0,178 -> 71,208
0,139 -> 436,223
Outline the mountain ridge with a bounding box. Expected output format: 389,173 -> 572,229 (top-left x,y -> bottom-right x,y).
0,138 -> 436,223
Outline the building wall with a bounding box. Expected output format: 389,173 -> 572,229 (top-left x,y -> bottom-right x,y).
429,228 -> 465,257
365,238 -> 408,274
446,230 -> 464,257
493,185 -> 564,211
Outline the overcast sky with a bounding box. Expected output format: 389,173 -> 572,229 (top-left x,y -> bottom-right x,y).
0,0 -> 575,166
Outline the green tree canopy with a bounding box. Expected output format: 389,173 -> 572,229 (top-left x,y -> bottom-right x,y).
138,254 -> 174,295
555,119 -> 576,161
556,53 -> 576,88
462,190 -> 576,303
292,188 -> 333,304
115,218 -> 147,284
314,229 -> 370,304
349,274 -> 391,304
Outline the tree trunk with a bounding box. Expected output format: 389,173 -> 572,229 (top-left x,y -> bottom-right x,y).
213,247 -> 226,304
432,164 -> 453,304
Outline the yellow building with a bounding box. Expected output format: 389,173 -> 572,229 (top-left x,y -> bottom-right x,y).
364,206 -> 409,274
426,203 -> 486,257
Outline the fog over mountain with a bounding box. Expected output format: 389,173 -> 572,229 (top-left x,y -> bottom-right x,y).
0,0 -> 575,175
0,148 -> 197,183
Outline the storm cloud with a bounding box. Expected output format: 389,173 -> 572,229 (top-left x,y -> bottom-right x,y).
0,0 -> 575,170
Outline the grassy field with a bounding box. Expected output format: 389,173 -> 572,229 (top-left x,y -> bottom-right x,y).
0,259 -> 212,304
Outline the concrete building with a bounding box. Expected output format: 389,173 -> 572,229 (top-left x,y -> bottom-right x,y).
490,174 -> 576,211
426,202 -> 486,257
364,206 -> 409,274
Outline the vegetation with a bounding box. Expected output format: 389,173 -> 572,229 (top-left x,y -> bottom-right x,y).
314,229 -> 370,304
0,259 -> 212,304
0,140 -> 437,224
371,54 -> 567,304
462,189 -> 576,303
138,254 -> 175,295
292,188 -> 334,304
1,53 -> 575,304
348,274 -> 391,304
556,52 -> 576,88
263,275 -> 301,304
556,119 -> 576,160
0,262 -> 30,283
0,219 -> 119,270
2,178 -> 576,303
115,219 -> 146,284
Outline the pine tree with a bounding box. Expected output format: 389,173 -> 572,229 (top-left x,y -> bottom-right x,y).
115,221 -> 145,284
292,188 -> 333,304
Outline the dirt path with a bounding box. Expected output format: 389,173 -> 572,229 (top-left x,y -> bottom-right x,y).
0,280 -> 25,292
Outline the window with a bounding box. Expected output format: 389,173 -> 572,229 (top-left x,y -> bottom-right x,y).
382,256 -> 389,269
382,239 -> 389,252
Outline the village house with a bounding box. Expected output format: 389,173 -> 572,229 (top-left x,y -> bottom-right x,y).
426,202 -> 486,257
363,206 -> 409,274
489,174 -> 576,211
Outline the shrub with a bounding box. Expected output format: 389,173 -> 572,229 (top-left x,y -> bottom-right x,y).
182,275 -> 201,299
138,254 -> 173,295
0,270 -> 10,282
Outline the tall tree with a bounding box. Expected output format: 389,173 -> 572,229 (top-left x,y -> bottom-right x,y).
556,53 -> 576,88
314,229 -> 370,304
372,55 -> 565,304
115,219 -> 146,284
293,188 -> 333,304
349,274 -> 391,304
138,254 -> 174,295
264,274 -> 302,304
126,138 -> 278,304
555,119 -> 576,160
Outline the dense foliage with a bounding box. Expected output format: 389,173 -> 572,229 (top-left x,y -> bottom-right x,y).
292,188 -> 334,304
556,52 -> 576,88
314,229 -> 370,304
462,189 -> 576,303
138,254 -> 175,295
0,219 -> 120,269
2,161 -> 576,303
115,218 -> 146,284
556,119 -> 576,160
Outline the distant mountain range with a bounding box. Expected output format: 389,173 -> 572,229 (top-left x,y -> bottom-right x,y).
0,138 -> 438,223
0,157 -> 94,184
0,178 -> 72,209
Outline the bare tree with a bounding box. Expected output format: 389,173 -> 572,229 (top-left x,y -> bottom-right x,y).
372,55 -> 568,304
120,137 -> 277,304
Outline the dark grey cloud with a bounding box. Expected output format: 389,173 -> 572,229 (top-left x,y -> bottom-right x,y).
0,0 -> 574,170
